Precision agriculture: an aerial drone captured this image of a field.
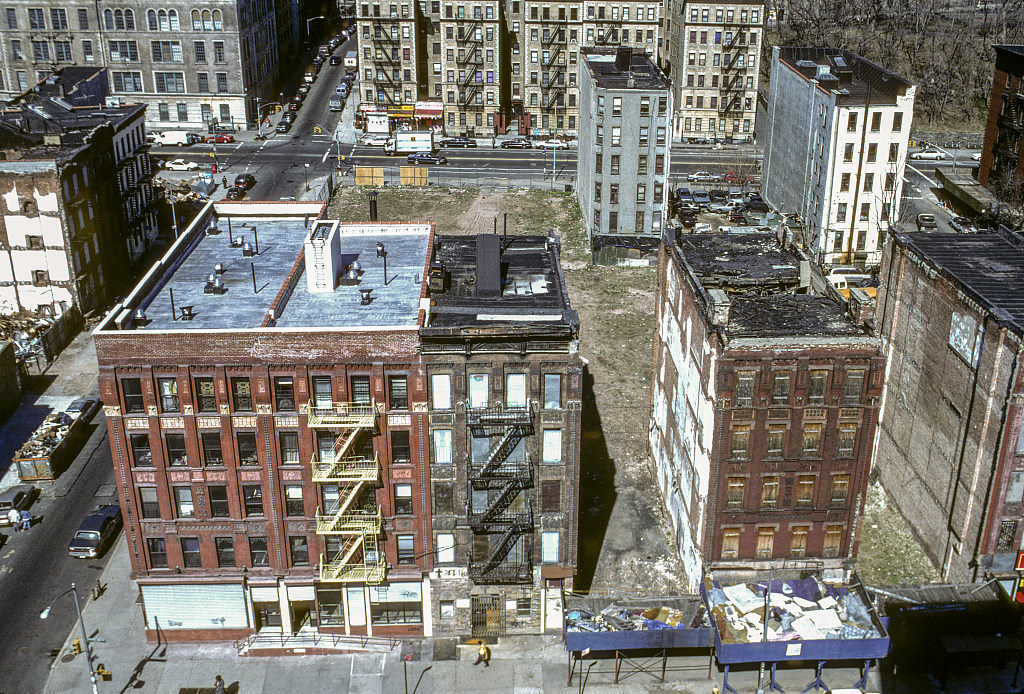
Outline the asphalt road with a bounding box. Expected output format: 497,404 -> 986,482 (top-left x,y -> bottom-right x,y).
0,424 -> 118,694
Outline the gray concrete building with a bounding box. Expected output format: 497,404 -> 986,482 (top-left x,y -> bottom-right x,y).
0,0 -> 281,131
577,47 -> 671,262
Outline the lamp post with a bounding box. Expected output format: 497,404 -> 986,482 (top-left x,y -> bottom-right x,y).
255,101 -> 281,139
40,582 -> 98,694
306,15 -> 326,40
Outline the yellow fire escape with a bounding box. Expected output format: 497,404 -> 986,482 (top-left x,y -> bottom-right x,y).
307,400 -> 387,584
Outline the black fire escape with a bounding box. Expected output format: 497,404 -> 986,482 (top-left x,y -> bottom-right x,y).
456,20 -> 484,111
466,405 -> 534,584
372,26 -> 401,105
994,91 -> 1024,171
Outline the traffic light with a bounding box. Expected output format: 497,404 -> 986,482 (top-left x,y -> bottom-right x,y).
96,663 -> 112,681
71,638 -> 82,655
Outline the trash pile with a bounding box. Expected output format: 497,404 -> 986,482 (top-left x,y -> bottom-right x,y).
14,411 -> 75,460
566,603 -> 700,632
0,313 -> 54,360
705,576 -> 881,644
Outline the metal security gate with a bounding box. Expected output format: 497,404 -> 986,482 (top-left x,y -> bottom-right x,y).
470,595 -> 505,639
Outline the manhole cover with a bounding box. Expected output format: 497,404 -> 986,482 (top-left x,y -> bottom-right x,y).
61,653 -> 76,663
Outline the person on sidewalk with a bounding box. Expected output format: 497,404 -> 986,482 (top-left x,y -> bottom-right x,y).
8,508 -> 20,531
19,509 -> 32,531
474,642 -> 491,667
214,674 -> 226,694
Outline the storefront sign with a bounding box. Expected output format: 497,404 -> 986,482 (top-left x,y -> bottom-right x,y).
369,582 -> 422,602
414,101 -> 444,118
430,567 -> 467,580
387,105 -> 416,118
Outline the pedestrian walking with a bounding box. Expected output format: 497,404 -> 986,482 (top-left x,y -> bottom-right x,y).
214,674 -> 226,694
7,507 -> 20,531
19,509 -> 32,531
473,642 -> 491,667
221,176 -> 228,189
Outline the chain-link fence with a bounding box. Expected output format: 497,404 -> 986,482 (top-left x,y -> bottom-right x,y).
336,165 -> 575,191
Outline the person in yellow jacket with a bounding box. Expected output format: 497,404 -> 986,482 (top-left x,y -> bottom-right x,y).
473,641 -> 491,667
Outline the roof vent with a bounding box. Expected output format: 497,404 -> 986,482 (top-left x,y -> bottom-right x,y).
214,263 -> 224,274
179,305 -> 195,321
359,288 -> 373,305
208,218 -> 221,235
242,242 -> 255,257
133,308 -> 148,326
204,275 -> 226,294
231,235 -> 244,247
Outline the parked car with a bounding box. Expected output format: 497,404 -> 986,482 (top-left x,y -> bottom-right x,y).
303,71 -> 316,83
280,112 -> 296,125
679,210 -> 697,228
687,170 -> 720,183
288,100 -> 302,111
916,213 -> 938,231
291,91 -> 306,103
536,138 -> 569,150
165,159 -> 200,171
708,189 -> 728,202
68,505 -> 122,558
204,133 -> 235,144
0,485 -> 37,526
439,137 -> 477,148
692,190 -> 711,206
500,137 -> 533,149
745,200 -> 770,213
407,151 -> 448,165
708,199 -> 743,214
675,188 -> 693,203
971,152 -> 982,161
360,134 -> 391,147
297,84 -> 311,96
65,397 -> 100,422
330,55 -> 343,65
910,148 -> 946,160
224,186 -> 246,200
723,171 -> 751,184
234,173 -> 256,189
729,208 -> 747,223
950,216 -> 978,233
276,121 -> 292,133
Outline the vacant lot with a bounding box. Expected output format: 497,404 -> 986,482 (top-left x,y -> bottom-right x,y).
325,184 -> 935,593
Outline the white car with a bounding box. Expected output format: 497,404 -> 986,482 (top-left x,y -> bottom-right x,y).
536,139 -> 568,150
971,152 -> 982,161
910,149 -> 947,160
687,170 -> 720,182
165,159 -> 199,171
707,200 -> 743,214
360,134 -> 390,147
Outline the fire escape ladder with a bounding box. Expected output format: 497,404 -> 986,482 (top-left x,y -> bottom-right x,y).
481,525 -> 520,572
480,425 -> 525,476
481,478 -> 526,522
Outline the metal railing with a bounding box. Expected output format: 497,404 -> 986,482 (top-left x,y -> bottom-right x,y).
315,508 -> 382,535
311,453 -> 380,482
305,400 -> 382,428
233,630 -> 400,654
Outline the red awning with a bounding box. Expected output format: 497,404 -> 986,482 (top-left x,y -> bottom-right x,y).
414,102 -> 444,118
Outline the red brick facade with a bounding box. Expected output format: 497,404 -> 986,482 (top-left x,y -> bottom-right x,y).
979,46 -> 1024,189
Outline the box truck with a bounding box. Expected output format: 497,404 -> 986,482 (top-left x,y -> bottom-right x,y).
383,131 -> 434,156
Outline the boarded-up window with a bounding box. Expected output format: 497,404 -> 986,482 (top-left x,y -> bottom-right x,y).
830,474 -> 850,503
761,477 -> 779,506
823,525 -> 843,556
802,424 -> 821,456
796,475 -> 815,506
1007,471 -> 1024,504
433,482 -> 453,515
837,424 -> 857,457
726,477 -> 745,506
735,371 -> 755,406
541,480 -> 560,512
730,425 -> 750,458
808,370 -> 828,404
843,369 -> 865,404
771,371 -> 791,405
766,425 -> 785,456
756,527 -> 774,558
790,526 -> 808,557
721,528 -> 740,558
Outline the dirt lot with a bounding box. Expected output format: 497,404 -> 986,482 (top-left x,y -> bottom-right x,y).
324,184 -> 937,593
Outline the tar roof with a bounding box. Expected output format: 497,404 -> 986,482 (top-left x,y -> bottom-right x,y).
119,204 -> 430,332
726,294 -> 864,338
423,234 -> 578,335
0,102 -> 143,158
894,229 -> 1024,335
777,46 -> 913,105
582,48 -> 671,91
675,232 -> 802,290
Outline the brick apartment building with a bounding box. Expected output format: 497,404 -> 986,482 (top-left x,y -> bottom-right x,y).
978,45 -> 1024,197
650,233 -> 882,590
93,201 -> 581,643
875,229 -> 1024,584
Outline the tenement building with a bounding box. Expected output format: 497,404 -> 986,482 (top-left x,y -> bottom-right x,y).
978,45 -> 1024,197
577,47 -> 672,263
0,0 -> 280,131
762,46 -> 916,269
875,229 -> 1024,586
93,201 -> 582,643
650,233 -> 882,590
0,96 -> 155,316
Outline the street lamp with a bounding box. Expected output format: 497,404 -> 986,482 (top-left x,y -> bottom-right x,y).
306,15 -> 326,39
40,582 -> 98,694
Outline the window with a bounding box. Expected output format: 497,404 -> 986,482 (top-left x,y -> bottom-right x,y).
843,143 -> 854,163
517,597 -> 532,618
542,429 -> 562,463
840,173 -> 850,192
28,7 -> 43,28
721,528 -> 740,558
237,432 -> 258,465
766,425 -> 785,457
761,477 -> 779,507
230,377 -> 252,411
795,475 -> 815,506
158,377 -> 179,412
731,425 -> 750,458
885,173 -> 895,192
735,371 -> 755,406
216,72 -> 228,93
771,371 -> 790,404
391,430 -> 411,464
139,487 -> 160,518
154,72 -> 185,93
636,184 -> 646,203
594,182 -> 601,203
243,485 -> 263,516
823,525 -> 843,556
165,433 -> 187,466
274,377 -> 295,411
151,41 -> 182,63
54,41 -> 71,61
1012,471 -> 1024,505
860,203 -> 870,221
870,112 -> 881,132
808,370 -> 828,404
249,536 -> 269,566
177,103 -> 188,121
892,112 -> 904,131
468,374 -> 488,409
432,429 -> 452,466
609,184 -> 618,204
109,41 -> 139,62
209,485 -> 229,517
866,143 -> 877,163
506,373 -> 527,408
197,73 -> 209,93
147,537 -> 168,568
436,533 -> 455,563
830,474 -> 850,503
130,433 -> 152,467
215,537 -> 235,567
201,432 -> 223,466
6,8 -> 16,29
311,376 -> 332,410
847,113 -> 857,132
279,432 -> 299,465
350,375 -> 371,405
637,127 -> 646,146
213,40 -> 224,62
610,155 -> 620,175
397,534 -> 415,564
283,484 -> 304,516
655,155 -> 665,175
863,173 -> 874,192
542,479 -> 561,512
790,526 -> 809,557
394,483 -> 413,514
756,527 -> 774,558
611,126 -> 620,146
430,374 -> 451,409
541,531 -> 559,563
11,40 -> 22,61
802,424 -> 822,456
31,40 -> 48,61
836,203 -> 847,223
543,374 -> 561,409
174,487 -> 195,518
635,211 -> 645,232
837,424 -> 857,457
289,536 -> 309,566
388,375 -> 409,410
122,378 -> 144,413
727,477 -> 745,506
194,41 -> 206,63
843,369 -> 865,404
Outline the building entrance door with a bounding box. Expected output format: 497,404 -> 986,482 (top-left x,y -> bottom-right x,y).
290,600 -> 315,632
254,601 -> 282,630
470,594 -> 504,638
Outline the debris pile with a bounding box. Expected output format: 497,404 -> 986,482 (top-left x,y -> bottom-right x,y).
705,576 -> 881,644
14,410 -> 75,460
566,603 -> 701,633
0,313 -> 54,360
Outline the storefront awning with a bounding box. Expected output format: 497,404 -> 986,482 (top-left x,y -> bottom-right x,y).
415,101 -> 444,118
387,105 -> 416,118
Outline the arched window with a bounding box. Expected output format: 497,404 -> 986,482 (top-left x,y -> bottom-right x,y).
202,9 -> 212,30
124,9 -> 134,29
114,9 -> 124,30
147,9 -> 157,30
212,9 -> 222,30
168,9 -> 179,30
104,9 -> 114,30
157,9 -> 167,30
191,9 -> 201,30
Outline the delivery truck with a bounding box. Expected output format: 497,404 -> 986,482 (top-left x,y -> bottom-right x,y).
383,130 -> 434,156
152,130 -> 200,147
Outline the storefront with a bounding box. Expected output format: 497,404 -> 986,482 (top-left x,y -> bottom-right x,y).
314,579 -> 428,637
414,101 -> 444,133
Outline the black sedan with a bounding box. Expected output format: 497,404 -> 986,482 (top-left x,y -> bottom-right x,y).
276,121 -> 292,133
234,173 -> 256,189
439,137 -> 477,148
500,137 -> 532,149
68,505 -> 122,559
407,152 -> 448,165
224,186 -> 246,200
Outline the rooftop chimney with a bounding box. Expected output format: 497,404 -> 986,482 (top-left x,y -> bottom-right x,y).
615,47 -> 632,73
707,289 -> 731,327
475,234 -> 501,297
847,287 -> 875,328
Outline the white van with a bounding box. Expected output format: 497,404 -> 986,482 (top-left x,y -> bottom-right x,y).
152,131 -> 198,147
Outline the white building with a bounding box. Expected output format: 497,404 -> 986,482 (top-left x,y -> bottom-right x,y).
762,46 -> 916,268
